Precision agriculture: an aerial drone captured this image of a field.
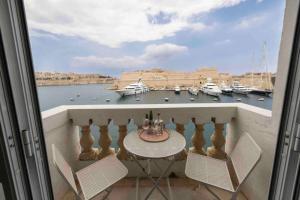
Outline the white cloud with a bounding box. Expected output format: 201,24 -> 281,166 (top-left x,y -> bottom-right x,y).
29,30 -> 58,40
188,23 -> 207,32
214,39 -> 231,45
256,0 -> 263,3
71,43 -> 188,68
72,56 -> 145,68
235,15 -> 266,29
24,0 -> 244,48
142,43 -> 188,60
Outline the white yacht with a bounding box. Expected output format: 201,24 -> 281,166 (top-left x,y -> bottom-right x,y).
231,81 -> 252,95
220,82 -> 233,95
201,78 -> 222,97
188,87 -> 199,96
116,79 -> 149,96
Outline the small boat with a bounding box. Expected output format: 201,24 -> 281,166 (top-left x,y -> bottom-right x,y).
69,97 -> 74,101
201,78 -> 222,97
190,97 -> 195,101
174,86 -> 181,94
188,87 -> 199,96
258,97 -> 265,101
213,98 -> 219,101
76,93 -> 80,97
220,82 -> 233,95
105,99 -> 110,102
231,81 -> 252,95
116,79 -> 149,97
164,97 -> 169,102
136,98 -> 141,101
236,98 -> 242,101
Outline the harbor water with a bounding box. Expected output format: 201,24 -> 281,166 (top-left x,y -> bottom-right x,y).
38,84 -> 272,148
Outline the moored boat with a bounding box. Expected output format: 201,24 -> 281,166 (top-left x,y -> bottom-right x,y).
201,78 -> 222,97
116,79 -> 149,97
188,87 -> 199,96
249,42 -> 273,97
258,97 -> 265,101
174,86 -> 181,94
231,81 -> 252,95
250,88 -> 272,96
220,82 -> 233,95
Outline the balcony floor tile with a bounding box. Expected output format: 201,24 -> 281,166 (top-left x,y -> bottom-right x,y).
63,178 -> 247,200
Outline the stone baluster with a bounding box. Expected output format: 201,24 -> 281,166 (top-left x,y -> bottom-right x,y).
207,118 -> 227,160
190,118 -> 206,155
98,119 -> 115,159
175,123 -> 185,135
174,119 -> 187,160
117,124 -> 129,160
79,119 -> 98,160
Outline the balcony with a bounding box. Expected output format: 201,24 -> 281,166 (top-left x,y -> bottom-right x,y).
42,103 -> 273,200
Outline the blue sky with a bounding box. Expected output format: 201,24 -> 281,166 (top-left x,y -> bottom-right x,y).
25,0 -> 285,77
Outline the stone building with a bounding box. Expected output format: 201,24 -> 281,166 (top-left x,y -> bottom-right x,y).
35,72 -> 114,86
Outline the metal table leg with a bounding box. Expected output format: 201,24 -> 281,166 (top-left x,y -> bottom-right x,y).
136,177 -> 140,200
144,159 -> 175,200
132,155 -> 175,200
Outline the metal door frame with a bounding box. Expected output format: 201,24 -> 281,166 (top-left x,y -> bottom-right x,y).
0,0 -> 53,199
269,7 -> 300,200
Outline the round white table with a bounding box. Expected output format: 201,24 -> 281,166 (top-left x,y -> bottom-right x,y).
124,129 -> 186,200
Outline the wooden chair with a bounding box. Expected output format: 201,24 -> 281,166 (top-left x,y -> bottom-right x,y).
52,144 -> 128,200
185,133 -> 261,200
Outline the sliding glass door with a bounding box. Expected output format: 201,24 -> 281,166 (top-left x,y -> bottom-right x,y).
0,0 -> 53,199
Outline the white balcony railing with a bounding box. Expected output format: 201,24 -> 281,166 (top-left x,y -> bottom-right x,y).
42,103 -> 272,200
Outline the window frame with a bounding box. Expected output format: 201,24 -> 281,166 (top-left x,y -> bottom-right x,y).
1,0 -> 300,199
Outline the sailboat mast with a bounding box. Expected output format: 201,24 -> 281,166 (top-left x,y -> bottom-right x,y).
251,52 -> 255,87
263,41 -> 271,90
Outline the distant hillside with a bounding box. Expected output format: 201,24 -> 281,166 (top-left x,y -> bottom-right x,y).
35,72 -> 115,86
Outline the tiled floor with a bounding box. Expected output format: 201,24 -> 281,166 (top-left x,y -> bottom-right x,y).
63,178 -> 247,200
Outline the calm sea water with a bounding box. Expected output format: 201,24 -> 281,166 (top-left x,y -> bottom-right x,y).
38,84 -> 272,111
38,84 -> 272,148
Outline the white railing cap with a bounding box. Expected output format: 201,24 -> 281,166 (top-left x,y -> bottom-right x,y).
41,103 -> 272,127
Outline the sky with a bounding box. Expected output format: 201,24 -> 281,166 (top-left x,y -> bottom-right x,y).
24,0 -> 285,77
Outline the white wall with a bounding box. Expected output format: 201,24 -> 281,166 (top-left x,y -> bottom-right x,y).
226,104 -> 272,200
271,0 -> 300,133
42,107 -> 81,200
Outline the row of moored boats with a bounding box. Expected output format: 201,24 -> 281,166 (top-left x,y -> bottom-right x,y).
115,78 -> 272,98
187,78 -> 272,97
